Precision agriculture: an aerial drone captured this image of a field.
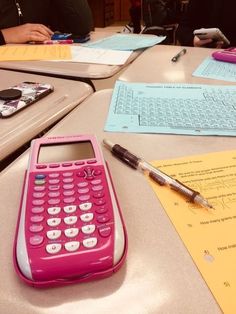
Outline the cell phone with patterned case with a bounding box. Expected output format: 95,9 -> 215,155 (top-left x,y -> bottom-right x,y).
0,82 -> 53,118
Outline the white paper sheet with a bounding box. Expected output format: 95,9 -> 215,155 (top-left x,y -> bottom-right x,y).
56,46 -> 133,65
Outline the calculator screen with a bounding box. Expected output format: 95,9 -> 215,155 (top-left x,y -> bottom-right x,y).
38,141 -> 95,163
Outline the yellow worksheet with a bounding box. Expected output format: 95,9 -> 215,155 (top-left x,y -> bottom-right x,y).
148,150 -> 236,314
0,44 -> 71,61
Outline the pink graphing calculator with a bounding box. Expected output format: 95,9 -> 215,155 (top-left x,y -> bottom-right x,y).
212,47 -> 236,63
14,135 -> 127,287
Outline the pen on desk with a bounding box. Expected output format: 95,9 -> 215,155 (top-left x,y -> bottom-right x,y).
171,48 -> 187,62
103,139 -> 213,210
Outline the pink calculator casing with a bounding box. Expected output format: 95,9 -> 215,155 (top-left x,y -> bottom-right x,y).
212,47 -> 236,63
13,135 -> 127,287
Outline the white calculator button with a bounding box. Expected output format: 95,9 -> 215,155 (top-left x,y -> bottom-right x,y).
83,237 -> 97,248
64,205 -> 77,213
47,230 -> 61,240
79,202 -> 92,211
47,217 -> 61,227
65,241 -> 80,252
64,228 -> 79,238
46,243 -> 62,254
47,206 -> 61,215
64,216 -> 78,225
81,224 -> 95,234
80,213 -> 94,222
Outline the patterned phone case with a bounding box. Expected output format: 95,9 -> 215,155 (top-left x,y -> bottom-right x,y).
0,82 -> 53,118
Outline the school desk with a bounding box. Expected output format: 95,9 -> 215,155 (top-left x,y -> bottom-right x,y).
0,70 -> 93,163
1,89 -> 235,314
0,32 -> 142,90
119,44 -> 235,85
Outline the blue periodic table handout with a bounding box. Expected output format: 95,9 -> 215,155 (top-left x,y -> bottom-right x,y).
104,80 -> 236,136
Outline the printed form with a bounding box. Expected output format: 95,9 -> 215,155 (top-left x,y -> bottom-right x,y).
147,150 -> 236,313
84,33 -> 165,50
193,57 -> 236,82
0,44 -> 71,61
105,81 -> 236,136
0,45 -> 132,65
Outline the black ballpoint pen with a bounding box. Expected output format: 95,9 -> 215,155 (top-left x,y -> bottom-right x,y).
103,139 -> 213,210
171,48 -> 187,62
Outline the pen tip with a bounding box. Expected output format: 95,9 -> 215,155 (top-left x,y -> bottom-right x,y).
204,201 -> 215,211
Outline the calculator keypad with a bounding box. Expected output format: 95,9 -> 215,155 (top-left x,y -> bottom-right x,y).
26,165 -> 114,255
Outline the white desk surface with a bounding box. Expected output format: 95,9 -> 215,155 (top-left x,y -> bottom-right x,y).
119,44 -> 236,85
2,89 -> 236,314
0,32 -> 142,80
0,70 -> 93,161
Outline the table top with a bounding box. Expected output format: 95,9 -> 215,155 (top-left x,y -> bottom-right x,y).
2,89 -> 235,314
119,44 -> 235,85
0,32 -> 142,80
0,70 -> 93,162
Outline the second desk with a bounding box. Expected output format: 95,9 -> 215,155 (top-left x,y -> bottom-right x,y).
0,70 -> 93,163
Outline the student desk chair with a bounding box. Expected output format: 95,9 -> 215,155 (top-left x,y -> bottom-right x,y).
1,89 -> 234,313
0,69 -> 93,166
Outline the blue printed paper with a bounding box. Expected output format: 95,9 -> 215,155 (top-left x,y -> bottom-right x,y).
84,34 -> 165,51
104,81 -> 236,136
193,57 -> 236,82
